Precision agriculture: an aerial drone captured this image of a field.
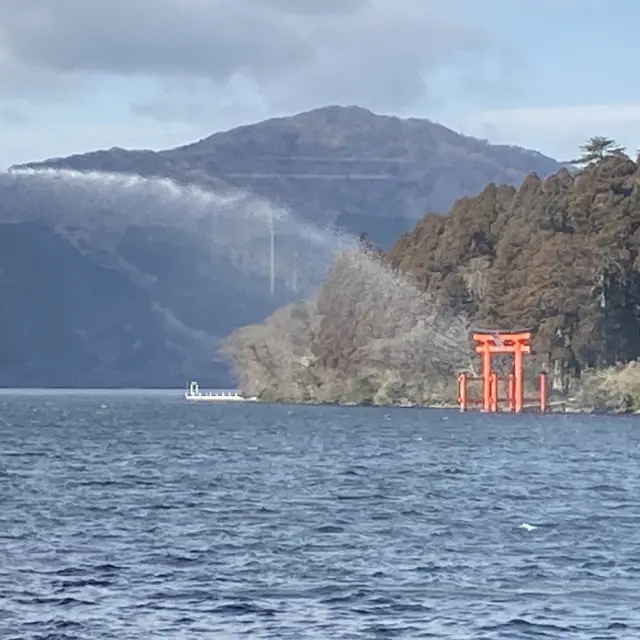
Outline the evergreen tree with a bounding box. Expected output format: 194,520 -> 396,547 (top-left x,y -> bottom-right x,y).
572,136 -> 625,165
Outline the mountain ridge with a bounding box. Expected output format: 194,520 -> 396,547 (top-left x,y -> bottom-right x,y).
2,105 -> 563,387
14,105 -> 562,246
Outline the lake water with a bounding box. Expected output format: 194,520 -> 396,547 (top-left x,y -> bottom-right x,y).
1,391 -> 639,638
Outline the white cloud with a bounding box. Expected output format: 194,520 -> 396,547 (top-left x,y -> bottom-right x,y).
0,118 -> 216,170
454,103 -> 640,160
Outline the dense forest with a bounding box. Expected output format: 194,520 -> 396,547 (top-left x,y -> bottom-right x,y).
222,139 -> 640,408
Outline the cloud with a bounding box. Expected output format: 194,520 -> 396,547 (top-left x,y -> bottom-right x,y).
0,116 -> 217,170
0,0 -> 517,119
472,104 -> 640,130
458,103 -> 640,160
0,104 -> 28,125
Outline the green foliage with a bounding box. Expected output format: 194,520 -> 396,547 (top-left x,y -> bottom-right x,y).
571,136 -> 626,166
573,362 -> 640,413
343,377 -> 377,405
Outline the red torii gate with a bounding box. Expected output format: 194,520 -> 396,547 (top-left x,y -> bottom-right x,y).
456,329 -> 547,413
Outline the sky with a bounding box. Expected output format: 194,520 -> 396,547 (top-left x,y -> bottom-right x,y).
1,0 -> 639,169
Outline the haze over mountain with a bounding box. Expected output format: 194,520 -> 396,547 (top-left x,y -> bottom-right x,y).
17,106 -> 561,247
2,106 -> 561,388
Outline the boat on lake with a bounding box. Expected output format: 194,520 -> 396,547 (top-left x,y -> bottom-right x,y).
184,381 -> 258,402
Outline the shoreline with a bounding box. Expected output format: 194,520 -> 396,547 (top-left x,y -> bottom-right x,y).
249,397 -> 638,414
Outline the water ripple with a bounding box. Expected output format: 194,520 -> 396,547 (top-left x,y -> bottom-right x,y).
1,392 -> 640,638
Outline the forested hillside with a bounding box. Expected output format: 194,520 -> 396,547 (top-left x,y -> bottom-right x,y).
222,140 -> 640,406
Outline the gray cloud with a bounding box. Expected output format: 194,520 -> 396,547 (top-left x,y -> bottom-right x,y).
0,0 -> 517,119
0,104 -> 28,125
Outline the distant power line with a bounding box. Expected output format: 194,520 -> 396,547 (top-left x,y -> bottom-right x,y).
269,156 -> 410,163
215,173 -> 406,180
184,154 -> 410,163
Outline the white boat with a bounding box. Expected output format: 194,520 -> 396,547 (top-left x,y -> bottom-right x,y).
184,381 -> 258,402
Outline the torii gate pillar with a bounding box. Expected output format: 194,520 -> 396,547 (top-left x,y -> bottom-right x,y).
472,330 -> 531,413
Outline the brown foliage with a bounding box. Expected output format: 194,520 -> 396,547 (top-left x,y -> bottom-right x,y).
388,153 -> 640,373
222,246 -> 470,405
224,153 -> 640,404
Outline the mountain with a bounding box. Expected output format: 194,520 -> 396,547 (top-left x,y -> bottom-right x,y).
0,221 -> 219,387
221,152 -> 640,408
2,106 -> 562,388
16,105 -> 561,248
0,170 -> 303,387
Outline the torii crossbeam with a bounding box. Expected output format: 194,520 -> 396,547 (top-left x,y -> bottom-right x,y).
456,328 -> 547,413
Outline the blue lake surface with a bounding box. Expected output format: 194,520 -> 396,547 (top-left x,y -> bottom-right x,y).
1,391 -> 639,638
